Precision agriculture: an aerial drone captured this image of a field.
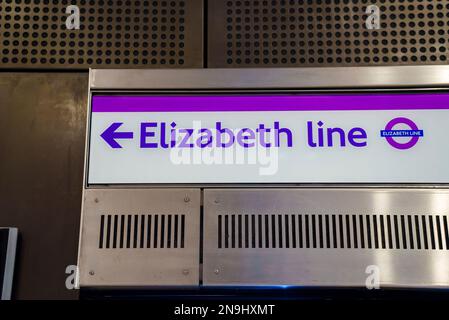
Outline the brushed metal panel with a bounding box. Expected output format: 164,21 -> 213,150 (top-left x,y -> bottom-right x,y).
0,0 -> 203,69
203,189 -> 449,288
78,188 -> 200,287
208,0 -> 449,68
90,66 -> 449,90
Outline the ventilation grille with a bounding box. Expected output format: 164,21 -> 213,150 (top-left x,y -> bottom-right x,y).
208,0 -> 449,67
217,214 -> 449,250
99,214 -> 185,249
0,0 -> 202,68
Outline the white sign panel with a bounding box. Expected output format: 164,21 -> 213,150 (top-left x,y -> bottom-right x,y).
88,93 -> 449,184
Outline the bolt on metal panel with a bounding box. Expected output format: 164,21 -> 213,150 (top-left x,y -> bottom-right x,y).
78,188 -> 201,287
203,189 -> 449,288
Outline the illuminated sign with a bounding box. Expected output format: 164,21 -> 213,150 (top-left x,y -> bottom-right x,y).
87,93 -> 449,184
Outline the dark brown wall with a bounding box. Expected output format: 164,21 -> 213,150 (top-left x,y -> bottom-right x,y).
0,73 -> 88,299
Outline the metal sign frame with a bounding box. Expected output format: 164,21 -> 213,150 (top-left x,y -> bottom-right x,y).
78,66 -> 449,289
85,65 -> 449,188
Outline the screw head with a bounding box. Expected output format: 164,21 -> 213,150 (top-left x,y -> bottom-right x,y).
89,270 -> 95,276
94,198 -> 99,203
214,269 -> 220,275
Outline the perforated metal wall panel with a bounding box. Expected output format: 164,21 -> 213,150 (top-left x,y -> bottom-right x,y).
0,0 -> 203,69
208,0 -> 449,68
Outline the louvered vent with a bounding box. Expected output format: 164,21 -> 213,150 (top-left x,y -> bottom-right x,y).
218,214 -> 449,250
0,0 -> 202,68
99,214 -> 185,249
208,0 -> 449,67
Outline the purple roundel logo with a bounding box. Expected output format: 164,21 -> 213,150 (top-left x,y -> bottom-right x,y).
380,117 -> 424,150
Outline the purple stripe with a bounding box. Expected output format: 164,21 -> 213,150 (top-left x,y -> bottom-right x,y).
91,94 -> 449,112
